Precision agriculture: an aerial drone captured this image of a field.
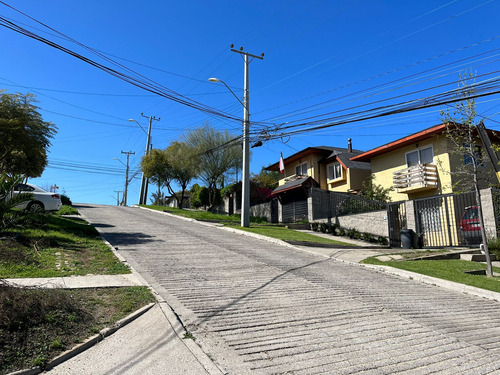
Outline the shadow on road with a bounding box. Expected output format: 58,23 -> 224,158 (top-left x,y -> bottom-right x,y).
92,223 -> 115,228
199,258 -> 332,325
102,232 -> 160,247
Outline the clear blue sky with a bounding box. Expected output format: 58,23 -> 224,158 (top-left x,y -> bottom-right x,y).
1,0 -> 500,205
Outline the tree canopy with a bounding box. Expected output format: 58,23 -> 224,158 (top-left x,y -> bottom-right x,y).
140,142 -> 199,208
0,92 -> 57,177
183,123 -> 242,206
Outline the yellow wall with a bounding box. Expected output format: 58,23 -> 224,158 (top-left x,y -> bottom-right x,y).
278,153 -> 325,186
370,135 -> 453,201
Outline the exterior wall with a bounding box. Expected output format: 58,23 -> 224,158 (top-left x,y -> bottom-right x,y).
348,168 -> 371,192
250,202 -> 272,222
370,135 -> 453,202
334,210 -> 388,237
278,154 -> 324,186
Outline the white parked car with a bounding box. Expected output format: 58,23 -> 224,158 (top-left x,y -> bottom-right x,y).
13,183 -> 62,212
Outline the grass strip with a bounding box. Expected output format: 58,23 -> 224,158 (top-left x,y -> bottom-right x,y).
225,224 -> 353,245
0,214 -> 129,278
0,285 -> 155,374
363,257 -> 500,293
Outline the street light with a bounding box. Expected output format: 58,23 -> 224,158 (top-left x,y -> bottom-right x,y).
209,77 -> 251,227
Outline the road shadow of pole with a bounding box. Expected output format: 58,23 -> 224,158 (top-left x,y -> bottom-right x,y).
197,258 -> 332,325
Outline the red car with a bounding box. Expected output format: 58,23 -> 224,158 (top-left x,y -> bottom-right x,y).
460,206 -> 481,245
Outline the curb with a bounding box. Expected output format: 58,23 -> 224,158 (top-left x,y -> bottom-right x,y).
363,263 -> 500,302
7,303 -> 156,375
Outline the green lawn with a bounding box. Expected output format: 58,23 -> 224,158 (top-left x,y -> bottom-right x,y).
227,224 -> 352,245
0,214 -> 129,278
363,257 -> 500,293
143,205 -> 245,222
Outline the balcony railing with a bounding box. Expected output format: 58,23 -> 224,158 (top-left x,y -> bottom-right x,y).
393,163 -> 438,193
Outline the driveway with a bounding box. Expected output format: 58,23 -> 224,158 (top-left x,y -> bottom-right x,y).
77,204 -> 500,374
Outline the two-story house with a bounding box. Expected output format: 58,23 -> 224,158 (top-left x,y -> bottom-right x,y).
350,123 -> 500,202
265,140 -> 371,222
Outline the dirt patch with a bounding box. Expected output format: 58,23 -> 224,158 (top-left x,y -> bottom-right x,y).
0,282 -> 155,374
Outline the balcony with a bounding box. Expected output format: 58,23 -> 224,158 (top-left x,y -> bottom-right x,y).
393,163 -> 438,193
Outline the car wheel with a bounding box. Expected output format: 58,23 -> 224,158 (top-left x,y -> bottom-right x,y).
28,202 -> 45,213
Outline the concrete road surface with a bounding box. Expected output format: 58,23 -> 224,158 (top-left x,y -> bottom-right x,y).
74,204 -> 500,374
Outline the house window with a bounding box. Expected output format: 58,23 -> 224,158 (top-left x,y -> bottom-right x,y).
463,144 -> 483,166
406,146 -> 433,167
328,163 -> 342,180
295,162 -> 308,176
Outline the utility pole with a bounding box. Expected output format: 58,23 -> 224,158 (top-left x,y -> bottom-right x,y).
138,113 -> 160,205
113,190 -> 122,206
121,150 -> 135,206
231,45 -> 264,227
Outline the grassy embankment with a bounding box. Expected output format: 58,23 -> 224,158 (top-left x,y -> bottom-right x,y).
0,206 -> 155,374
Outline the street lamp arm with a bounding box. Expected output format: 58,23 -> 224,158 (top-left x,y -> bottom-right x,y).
208,78 -> 246,110
113,158 -> 126,167
128,119 -> 148,136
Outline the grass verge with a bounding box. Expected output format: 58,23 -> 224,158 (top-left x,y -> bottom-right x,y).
0,284 -> 155,374
226,224 -> 352,245
0,214 -> 129,278
143,205 -> 352,245
363,256 -> 500,293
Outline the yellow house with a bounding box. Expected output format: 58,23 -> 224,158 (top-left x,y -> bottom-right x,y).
264,142 -> 371,223
266,142 -> 371,194
351,123 -> 500,247
350,123 -> 500,202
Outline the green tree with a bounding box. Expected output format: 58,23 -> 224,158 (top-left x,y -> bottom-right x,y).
441,74 -> 494,276
0,92 -> 57,177
183,123 -> 242,207
140,142 -> 199,208
252,168 -> 279,190
190,183 -> 209,209
165,141 -> 199,208
141,148 -> 170,203
358,175 -> 393,203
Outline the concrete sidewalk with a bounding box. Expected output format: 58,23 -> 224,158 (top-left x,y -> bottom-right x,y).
44,301 -> 223,375
4,273 -> 143,289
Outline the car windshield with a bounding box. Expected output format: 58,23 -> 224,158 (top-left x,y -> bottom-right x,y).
463,208 -> 478,220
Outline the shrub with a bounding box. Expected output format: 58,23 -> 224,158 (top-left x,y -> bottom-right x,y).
362,232 -> 373,242
60,194 -> 72,206
319,223 -> 328,233
338,228 -> 346,236
487,237 -> 500,257
311,223 -> 319,232
347,228 -> 360,239
250,216 -> 268,224
377,236 -> 388,246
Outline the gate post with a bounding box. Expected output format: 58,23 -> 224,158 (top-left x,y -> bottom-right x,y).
480,188 -> 497,238
405,200 -> 416,231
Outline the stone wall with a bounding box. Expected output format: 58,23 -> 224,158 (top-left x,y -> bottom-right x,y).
334,210 -> 389,237
250,202 -> 272,221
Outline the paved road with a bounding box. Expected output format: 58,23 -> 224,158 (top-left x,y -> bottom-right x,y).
77,204 -> 500,374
